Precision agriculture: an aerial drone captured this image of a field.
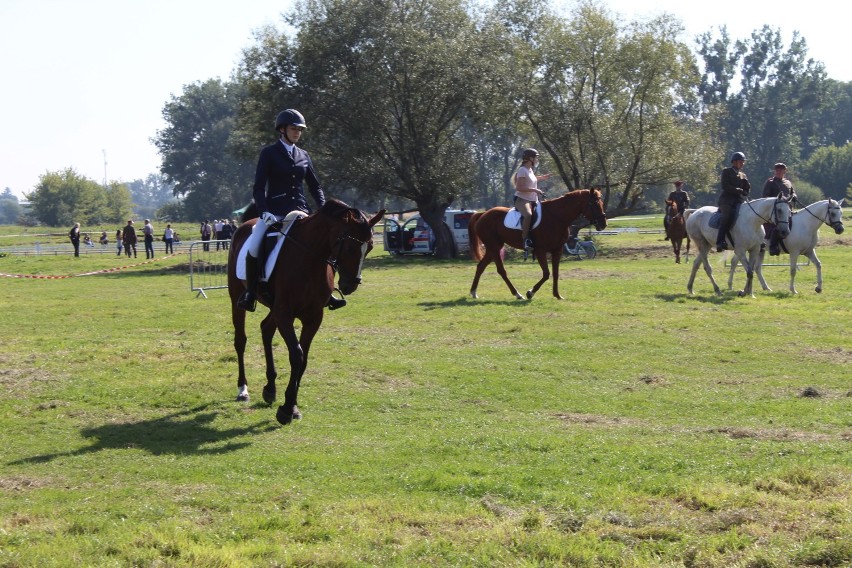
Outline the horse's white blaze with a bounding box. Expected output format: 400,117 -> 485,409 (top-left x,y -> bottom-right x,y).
356,241 -> 368,280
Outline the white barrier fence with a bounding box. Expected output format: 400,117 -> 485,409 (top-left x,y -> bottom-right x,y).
188,240 -> 230,298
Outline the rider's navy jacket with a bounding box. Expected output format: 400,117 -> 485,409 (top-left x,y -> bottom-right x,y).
252,140 -> 326,216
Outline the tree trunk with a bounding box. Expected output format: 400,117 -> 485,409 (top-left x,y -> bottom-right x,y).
417,204 -> 454,259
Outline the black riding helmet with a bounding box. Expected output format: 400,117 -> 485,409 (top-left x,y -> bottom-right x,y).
521,148 -> 540,162
731,151 -> 746,162
275,109 -> 307,144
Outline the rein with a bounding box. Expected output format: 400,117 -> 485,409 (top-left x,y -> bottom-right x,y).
744,197 -> 790,227
798,201 -> 843,231
273,223 -> 369,275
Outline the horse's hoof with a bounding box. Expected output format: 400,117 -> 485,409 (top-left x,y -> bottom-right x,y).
514,293 -> 523,300
236,394 -> 249,402
470,291 -> 478,299
276,405 -> 294,425
292,406 -> 302,420
737,290 -> 745,297
815,287 -> 822,293
526,290 -> 534,300
262,385 -> 277,405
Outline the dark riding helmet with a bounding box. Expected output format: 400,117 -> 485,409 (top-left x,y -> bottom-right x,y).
274,109 -> 307,131
731,151 -> 746,162
521,148 -> 540,161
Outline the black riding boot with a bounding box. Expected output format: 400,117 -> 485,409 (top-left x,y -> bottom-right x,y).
715,225 -> 729,252
769,231 -> 781,256
237,254 -> 258,312
327,294 -> 347,310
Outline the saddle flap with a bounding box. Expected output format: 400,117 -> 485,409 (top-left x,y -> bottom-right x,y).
503,202 -> 543,230
235,212 -> 307,281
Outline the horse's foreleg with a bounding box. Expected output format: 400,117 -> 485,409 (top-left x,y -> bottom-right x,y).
260,313 -> 278,405
550,253 -> 563,299
805,249 -> 822,293
753,249 -> 771,291
687,253 -> 703,295
727,256 -> 737,290
275,318 -> 304,425
673,240 -> 681,264
525,251 -> 551,300
734,251 -> 755,298
232,305 -> 249,402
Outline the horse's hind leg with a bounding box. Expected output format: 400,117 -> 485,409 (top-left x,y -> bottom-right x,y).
275,316 -> 316,426
492,251 -> 523,299
470,254 -> 493,299
260,312 -> 279,405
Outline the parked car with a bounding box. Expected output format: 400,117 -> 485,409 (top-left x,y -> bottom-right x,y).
384,209 -> 475,256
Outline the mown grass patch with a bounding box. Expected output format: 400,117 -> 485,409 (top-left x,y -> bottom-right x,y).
1,223 -> 849,566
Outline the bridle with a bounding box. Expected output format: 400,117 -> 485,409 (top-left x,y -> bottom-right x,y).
745,195 -> 790,229
799,200 -> 844,232
272,216 -> 373,278
584,191 -> 607,229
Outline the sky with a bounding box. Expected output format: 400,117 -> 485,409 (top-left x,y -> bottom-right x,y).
2,0 -> 849,200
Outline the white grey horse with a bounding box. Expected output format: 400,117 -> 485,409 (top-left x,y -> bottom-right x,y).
728,198 -> 844,294
685,196 -> 791,297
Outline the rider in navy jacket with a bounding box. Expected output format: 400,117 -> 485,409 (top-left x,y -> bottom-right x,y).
252,133 -> 325,217
238,109 -> 335,312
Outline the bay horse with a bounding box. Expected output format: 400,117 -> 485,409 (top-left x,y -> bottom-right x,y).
664,200 -> 690,264
685,195 -> 791,297
728,198 -> 844,294
228,199 -> 384,425
468,189 -> 607,300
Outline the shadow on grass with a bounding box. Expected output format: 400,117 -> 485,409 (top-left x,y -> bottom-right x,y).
418,296 -> 531,310
654,292 -> 738,304
9,403 -> 277,465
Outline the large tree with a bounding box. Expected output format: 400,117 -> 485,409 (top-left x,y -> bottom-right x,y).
697,26 -> 831,180
25,169 -> 130,226
501,1 -> 719,215
280,0 -> 499,257
154,79 -> 255,221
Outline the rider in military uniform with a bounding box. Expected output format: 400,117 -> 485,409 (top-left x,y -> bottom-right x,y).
238,109 -> 344,312
663,180 -> 690,240
716,152 -> 751,252
762,162 -> 797,255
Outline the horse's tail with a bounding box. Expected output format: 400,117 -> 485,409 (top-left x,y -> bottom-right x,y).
468,212 -> 484,261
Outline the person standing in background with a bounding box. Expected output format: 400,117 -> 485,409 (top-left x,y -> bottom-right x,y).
123,220 -> 137,258
142,219 -> 155,259
163,223 -> 175,254
69,222 -> 81,257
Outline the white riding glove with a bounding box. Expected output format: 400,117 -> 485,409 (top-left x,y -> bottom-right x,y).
261,211 -> 277,226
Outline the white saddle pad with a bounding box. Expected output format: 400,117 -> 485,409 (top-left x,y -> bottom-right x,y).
504,202 -> 543,230
235,211 -> 307,281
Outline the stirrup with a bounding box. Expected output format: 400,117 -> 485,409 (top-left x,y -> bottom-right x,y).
237,291 -> 256,312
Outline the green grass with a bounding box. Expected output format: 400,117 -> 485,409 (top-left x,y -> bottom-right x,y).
0,221 -> 849,567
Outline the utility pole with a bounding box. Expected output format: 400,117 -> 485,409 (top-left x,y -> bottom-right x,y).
102,149 -> 108,189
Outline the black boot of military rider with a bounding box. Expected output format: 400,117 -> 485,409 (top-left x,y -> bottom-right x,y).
769,231 -> 781,256
237,253 -> 259,312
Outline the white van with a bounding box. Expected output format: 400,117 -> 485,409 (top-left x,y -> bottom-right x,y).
383,209 -> 475,256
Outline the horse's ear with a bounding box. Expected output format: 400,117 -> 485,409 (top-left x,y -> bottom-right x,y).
369,209 -> 386,228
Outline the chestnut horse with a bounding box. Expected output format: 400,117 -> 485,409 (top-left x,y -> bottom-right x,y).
228,199 -> 384,425
468,189 -> 607,300
664,200 -> 690,264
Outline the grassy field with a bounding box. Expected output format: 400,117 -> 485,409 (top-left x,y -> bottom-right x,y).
0,218 -> 849,567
